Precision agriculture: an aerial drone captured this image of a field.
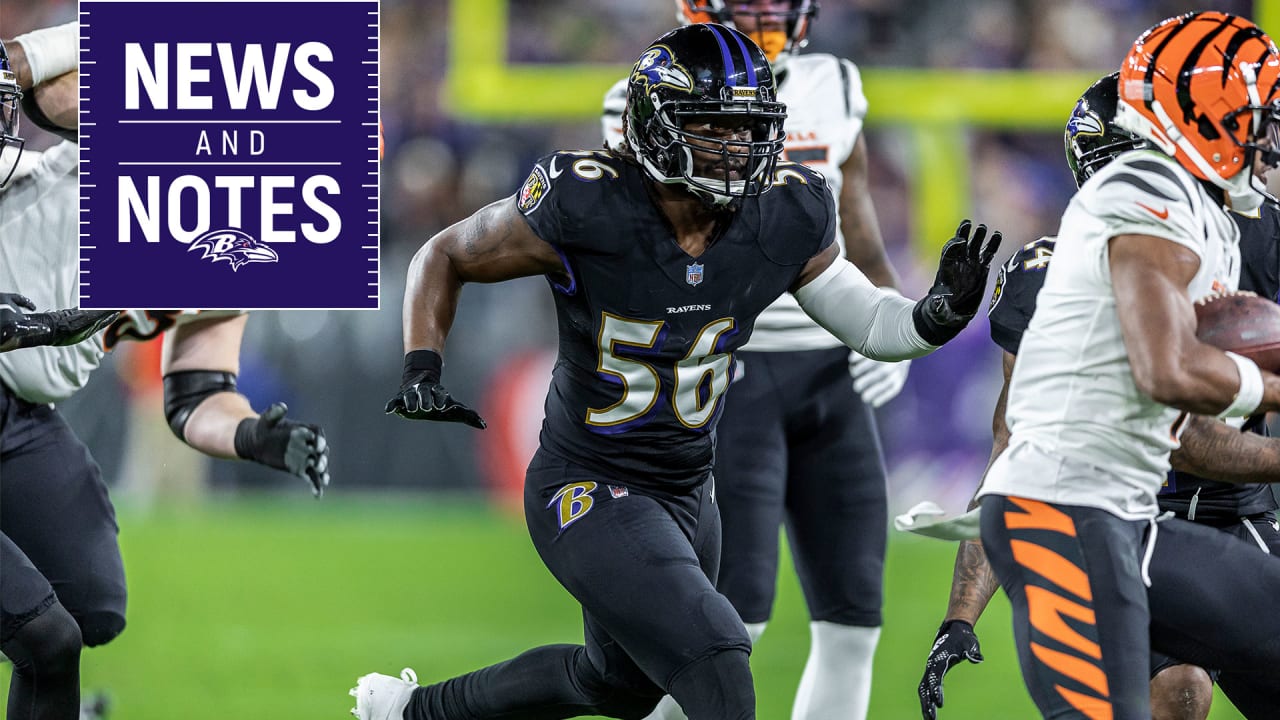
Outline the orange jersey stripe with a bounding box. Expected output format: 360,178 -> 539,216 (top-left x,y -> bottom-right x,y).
1031,641 -> 1110,699
1026,585 -> 1101,660
1004,497 -> 1077,537
1010,539 -> 1093,602
1055,683 -> 1114,720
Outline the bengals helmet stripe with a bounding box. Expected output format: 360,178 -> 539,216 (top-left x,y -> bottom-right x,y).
1117,11 -> 1280,204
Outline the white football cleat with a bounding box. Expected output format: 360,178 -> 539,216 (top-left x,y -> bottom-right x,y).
349,667 -> 419,720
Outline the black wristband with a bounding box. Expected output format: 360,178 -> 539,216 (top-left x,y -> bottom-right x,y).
937,619 -> 974,637
402,349 -> 443,386
233,416 -> 260,461
912,298 -> 962,346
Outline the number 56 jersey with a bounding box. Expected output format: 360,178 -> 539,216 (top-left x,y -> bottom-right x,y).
516,150 -> 835,490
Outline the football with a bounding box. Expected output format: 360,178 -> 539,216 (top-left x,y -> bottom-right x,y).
1194,291 -> 1280,372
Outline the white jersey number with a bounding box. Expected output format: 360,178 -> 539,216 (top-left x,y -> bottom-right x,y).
587,314 -> 736,429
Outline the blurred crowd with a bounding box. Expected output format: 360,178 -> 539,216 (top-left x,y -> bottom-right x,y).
0,0 -> 1263,511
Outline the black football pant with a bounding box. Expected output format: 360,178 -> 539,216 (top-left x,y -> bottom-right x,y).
407,448 -> 753,720
981,495 -> 1152,720
983,495 -> 1280,720
1146,512 -> 1280,718
0,383 -> 127,719
714,348 -> 886,627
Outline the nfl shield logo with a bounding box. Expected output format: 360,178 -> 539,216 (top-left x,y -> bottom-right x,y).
686,263 -> 704,286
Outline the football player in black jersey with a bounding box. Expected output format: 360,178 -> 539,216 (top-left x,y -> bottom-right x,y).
919,72 -> 1280,720
601,6 -> 908,719
354,24 -> 1000,720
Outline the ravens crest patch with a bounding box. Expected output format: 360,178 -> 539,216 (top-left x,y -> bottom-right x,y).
987,265 -> 1006,316
517,163 -> 552,215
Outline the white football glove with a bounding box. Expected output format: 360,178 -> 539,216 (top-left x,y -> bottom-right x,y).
848,351 -> 910,408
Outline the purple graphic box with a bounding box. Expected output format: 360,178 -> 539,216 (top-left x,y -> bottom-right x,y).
79,0 -> 379,309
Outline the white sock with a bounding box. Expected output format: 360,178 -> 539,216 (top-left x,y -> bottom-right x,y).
791,621 -> 881,720
641,621 -> 769,720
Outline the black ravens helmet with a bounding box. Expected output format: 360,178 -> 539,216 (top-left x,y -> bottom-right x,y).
624,23 -> 786,206
1064,72 -> 1146,188
0,39 -> 25,187
675,1 -> 819,67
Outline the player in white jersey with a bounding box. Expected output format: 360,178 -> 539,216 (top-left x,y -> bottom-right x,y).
0,39 -> 116,354
0,26 -> 329,720
976,13 -> 1280,719
602,3 -> 906,718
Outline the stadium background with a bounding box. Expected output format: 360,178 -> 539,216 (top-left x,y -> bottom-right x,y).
1,0 -> 1276,717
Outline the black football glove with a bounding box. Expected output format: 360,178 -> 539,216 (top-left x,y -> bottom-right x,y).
385,349 -> 486,429
234,403 -> 330,498
919,619 -> 984,720
913,220 -> 1002,345
0,293 -> 120,353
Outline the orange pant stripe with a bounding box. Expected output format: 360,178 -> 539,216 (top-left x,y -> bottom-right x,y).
1004,496 -> 1077,537
1026,585 -> 1101,660
1055,683 -> 1114,720
1010,539 -> 1093,602
1031,641 -> 1110,699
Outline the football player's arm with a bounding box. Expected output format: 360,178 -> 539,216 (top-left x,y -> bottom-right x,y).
1170,414 -> 1280,483
839,134 -> 911,406
162,314 -> 329,496
390,196 -> 564,426
1111,234 -> 1280,415
6,23 -> 76,91
794,221 -> 1000,360
791,243 -> 926,360
403,195 -> 564,353
839,135 -> 899,288
946,350 -> 1012,623
24,70 -> 77,133
0,293 -> 118,352
917,351 -> 1010,719
8,23 -> 79,138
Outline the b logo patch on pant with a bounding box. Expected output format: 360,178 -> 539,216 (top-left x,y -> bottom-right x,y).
548,482 -> 597,532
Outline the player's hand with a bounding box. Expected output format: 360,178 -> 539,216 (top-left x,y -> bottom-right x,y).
0,293 -> 119,352
914,220 -> 1002,345
234,403 -> 330,497
385,350 -> 486,429
919,619 -> 984,719
848,352 -> 910,408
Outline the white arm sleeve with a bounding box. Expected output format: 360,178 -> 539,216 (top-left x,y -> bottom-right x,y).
793,260 -> 937,360
13,22 -> 78,89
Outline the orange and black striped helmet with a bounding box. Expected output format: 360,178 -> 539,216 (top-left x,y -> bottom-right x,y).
1116,12 -> 1280,195
1111,12 -> 1280,193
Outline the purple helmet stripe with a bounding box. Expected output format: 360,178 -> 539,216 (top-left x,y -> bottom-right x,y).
706,24 -> 738,82
726,28 -> 758,86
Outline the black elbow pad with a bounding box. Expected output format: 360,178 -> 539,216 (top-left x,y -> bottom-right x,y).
163,370 -> 238,441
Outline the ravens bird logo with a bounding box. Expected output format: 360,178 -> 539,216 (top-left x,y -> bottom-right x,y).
188,229 -> 279,272
631,45 -> 693,93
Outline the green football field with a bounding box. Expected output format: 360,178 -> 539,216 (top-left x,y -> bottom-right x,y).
1,495 -> 1245,719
